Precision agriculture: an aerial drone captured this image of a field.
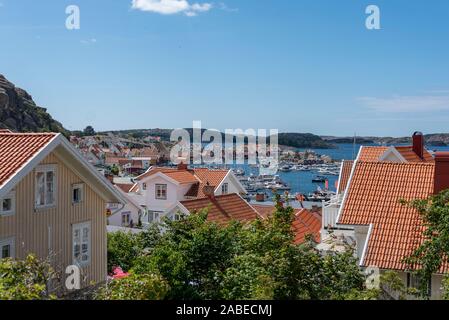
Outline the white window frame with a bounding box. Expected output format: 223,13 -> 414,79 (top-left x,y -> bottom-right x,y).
155,184 -> 167,200
121,212 -> 131,227
35,164 -> 57,210
148,211 -> 162,224
72,183 -> 84,204
221,183 -> 229,194
142,183 -> 147,191
0,237 -> 15,259
0,191 -> 16,217
72,221 -> 91,267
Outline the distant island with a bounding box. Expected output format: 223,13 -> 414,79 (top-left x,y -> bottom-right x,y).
2,73 -> 449,149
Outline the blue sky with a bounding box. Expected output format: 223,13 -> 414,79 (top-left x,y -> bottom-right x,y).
0,0 -> 449,136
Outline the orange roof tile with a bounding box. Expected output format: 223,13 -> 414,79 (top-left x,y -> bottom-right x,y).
337,160 -> 354,194
0,132 -> 57,187
358,146 -> 389,162
136,167 -> 199,184
185,168 -> 229,198
394,146 -> 434,163
115,183 -> 134,193
252,204 -> 276,219
180,194 -> 259,226
338,161 -> 436,271
292,208 -> 322,244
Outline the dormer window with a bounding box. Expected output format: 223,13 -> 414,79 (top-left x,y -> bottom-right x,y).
35,165 -> 57,209
221,183 -> 229,194
0,191 -> 15,217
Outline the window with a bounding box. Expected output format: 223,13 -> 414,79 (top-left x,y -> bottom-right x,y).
155,184 -> 167,200
148,211 -> 162,223
221,183 -> 229,194
72,183 -> 84,204
142,183 -> 147,191
35,165 -> 56,209
172,212 -> 183,221
0,191 -> 15,216
72,222 -> 91,266
122,212 -> 131,226
0,238 -> 14,259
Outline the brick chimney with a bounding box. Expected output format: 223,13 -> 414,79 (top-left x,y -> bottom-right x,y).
412,131 -> 424,160
177,161 -> 188,171
434,152 -> 449,194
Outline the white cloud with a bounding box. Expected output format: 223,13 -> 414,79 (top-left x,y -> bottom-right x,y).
218,2 -> 238,12
357,94 -> 449,113
81,38 -> 97,45
131,0 -> 212,16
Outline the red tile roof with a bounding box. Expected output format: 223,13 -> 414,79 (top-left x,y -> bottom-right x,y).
180,194 -> 260,225
185,168 -> 230,198
358,146 -> 389,162
395,146 -> 434,163
358,145 -> 434,163
251,204 -> 276,219
337,160 -> 354,194
136,167 -> 199,184
338,161 -> 436,271
0,132 -> 57,187
292,209 -> 322,244
115,183 -> 134,193
252,205 -> 321,244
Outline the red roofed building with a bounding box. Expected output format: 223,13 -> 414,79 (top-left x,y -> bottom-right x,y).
176,193 -> 261,226
126,163 -> 247,225
0,131 -> 125,292
252,204 -> 321,244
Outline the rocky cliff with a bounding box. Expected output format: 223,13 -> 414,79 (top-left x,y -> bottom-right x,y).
0,74 -> 68,135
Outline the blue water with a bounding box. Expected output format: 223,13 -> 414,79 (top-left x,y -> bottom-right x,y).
229,143 -> 449,196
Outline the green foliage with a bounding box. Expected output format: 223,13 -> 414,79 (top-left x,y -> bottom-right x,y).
95,273 -> 169,300
379,271 -> 408,300
126,197 -> 374,300
83,125 -> 96,136
402,189 -> 449,298
0,254 -> 56,300
107,228 -> 161,273
110,164 -> 119,176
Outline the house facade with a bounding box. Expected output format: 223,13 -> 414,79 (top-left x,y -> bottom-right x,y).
125,163 -> 247,225
319,132 -> 445,299
0,131 -> 125,292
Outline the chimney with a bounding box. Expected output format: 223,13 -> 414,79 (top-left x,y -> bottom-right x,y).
412,131 -> 424,160
177,161 -> 188,171
434,152 -> 449,194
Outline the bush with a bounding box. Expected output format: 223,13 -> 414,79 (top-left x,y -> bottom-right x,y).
0,254 -> 56,300
95,273 -> 169,300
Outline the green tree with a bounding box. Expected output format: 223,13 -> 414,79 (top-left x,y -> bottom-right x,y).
0,254 -> 56,300
132,210 -> 242,299
95,273 -> 169,300
107,227 -> 161,273
83,125 -> 96,136
401,190 -> 449,298
128,196 -> 375,300
110,164 -> 119,176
